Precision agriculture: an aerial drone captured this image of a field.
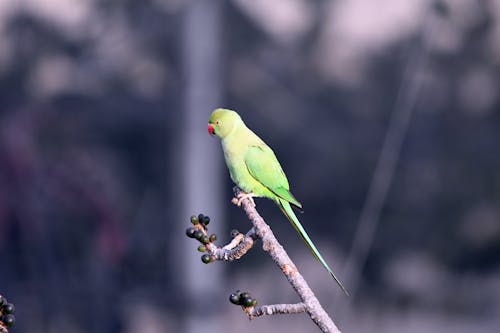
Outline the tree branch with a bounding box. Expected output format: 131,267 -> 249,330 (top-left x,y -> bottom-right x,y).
186,217 -> 257,262
208,227 -> 257,261
246,302 -> 307,318
232,187 -> 341,333
185,190 -> 342,332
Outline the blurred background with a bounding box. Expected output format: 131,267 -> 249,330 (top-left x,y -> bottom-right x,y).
1,0 -> 499,332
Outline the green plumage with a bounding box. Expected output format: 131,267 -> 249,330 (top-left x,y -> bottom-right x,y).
208,108 -> 348,295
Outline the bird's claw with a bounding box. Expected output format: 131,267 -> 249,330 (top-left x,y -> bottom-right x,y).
232,192 -> 256,207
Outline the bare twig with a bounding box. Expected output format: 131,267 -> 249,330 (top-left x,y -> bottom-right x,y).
233,187 -> 341,333
208,228 -> 257,261
246,302 -> 307,318
190,219 -> 258,262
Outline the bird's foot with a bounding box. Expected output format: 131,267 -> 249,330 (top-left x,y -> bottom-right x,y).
232,192 -> 256,207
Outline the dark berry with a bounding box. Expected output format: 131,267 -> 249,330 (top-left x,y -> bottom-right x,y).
239,292 -> 252,306
190,215 -> 199,225
201,254 -> 211,264
242,296 -> 254,307
209,234 -> 217,242
2,314 -> 14,327
198,214 -> 205,222
3,303 -> 14,314
200,236 -> 210,245
193,230 -> 204,240
185,227 -> 197,238
197,245 -> 206,252
230,229 -> 240,238
0,295 -> 5,307
229,293 -> 240,305
201,216 -> 210,225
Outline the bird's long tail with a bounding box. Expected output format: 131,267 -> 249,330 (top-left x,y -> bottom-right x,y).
277,198 -> 349,295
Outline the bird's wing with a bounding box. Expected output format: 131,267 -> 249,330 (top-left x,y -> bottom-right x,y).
244,145 -> 302,209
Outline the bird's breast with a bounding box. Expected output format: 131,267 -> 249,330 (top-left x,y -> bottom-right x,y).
220,141 -> 253,191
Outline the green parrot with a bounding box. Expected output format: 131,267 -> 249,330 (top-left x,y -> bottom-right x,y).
208,108 -> 348,295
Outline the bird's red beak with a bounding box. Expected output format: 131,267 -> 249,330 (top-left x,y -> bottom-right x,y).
208,123 -> 215,136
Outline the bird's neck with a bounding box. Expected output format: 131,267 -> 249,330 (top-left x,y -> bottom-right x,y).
221,120 -> 249,152
222,119 -> 244,141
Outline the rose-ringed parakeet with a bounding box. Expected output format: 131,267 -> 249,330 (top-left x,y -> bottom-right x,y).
208,108 -> 348,295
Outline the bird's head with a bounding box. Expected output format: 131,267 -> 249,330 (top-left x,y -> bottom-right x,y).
208,108 -> 241,139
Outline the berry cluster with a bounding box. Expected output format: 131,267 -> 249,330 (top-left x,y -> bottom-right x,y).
229,290 -> 257,308
0,295 -> 15,330
185,214 -> 217,264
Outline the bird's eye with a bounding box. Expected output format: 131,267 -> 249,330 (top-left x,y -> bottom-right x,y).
216,120 -> 220,125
